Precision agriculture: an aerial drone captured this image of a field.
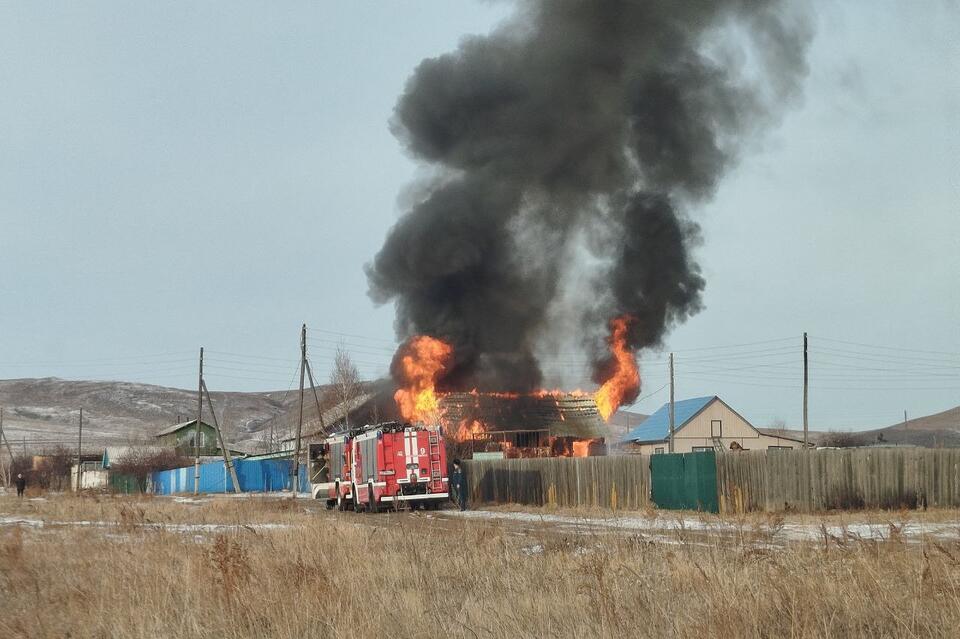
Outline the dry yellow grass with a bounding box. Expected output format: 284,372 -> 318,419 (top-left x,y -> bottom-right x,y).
2,494 -> 959,638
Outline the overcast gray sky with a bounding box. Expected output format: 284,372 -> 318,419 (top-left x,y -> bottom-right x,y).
1,1 -> 957,431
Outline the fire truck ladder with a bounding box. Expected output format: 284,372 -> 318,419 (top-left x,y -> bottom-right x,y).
428,432 -> 443,490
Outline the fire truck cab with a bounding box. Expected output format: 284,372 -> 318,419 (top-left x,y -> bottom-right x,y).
309,422 -> 449,512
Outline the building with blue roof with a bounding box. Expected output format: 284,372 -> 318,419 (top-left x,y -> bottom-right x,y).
621,395 -> 806,454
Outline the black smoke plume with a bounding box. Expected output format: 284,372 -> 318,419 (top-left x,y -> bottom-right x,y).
367,0 -> 811,394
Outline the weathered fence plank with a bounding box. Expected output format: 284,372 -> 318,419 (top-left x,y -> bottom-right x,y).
716,448 -> 960,513
465,449 -> 960,514
463,456 -> 651,510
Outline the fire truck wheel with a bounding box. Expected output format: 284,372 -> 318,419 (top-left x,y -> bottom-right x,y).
335,484 -> 347,512
367,484 -> 378,514
351,483 -> 360,512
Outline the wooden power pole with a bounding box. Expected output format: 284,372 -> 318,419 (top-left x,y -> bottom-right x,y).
201,380 -> 241,493
803,333 -> 809,449
305,359 -> 326,436
668,353 -> 675,453
0,407 -> 10,486
292,324 -> 306,497
194,347 -> 203,495
76,407 -> 83,491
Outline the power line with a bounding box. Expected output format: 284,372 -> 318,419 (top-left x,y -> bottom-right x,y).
812,335 -> 960,357
669,336 -> 797,352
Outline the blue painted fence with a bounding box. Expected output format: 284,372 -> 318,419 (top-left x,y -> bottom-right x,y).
151,459 -> 309,495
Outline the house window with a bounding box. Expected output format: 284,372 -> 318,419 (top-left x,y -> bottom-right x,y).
692,446 -> 713,453
711,420 -> 722,437
654,447 -> 664,454
185,431 -> 206,448
768,445 -> 793,450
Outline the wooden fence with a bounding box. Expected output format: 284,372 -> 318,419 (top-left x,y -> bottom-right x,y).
716,448 -> 960,513
463,456 -> 650,510
464,448 -> 960,514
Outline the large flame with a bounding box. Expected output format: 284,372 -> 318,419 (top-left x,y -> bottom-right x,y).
392,335 -> 454,423
594,315 -> 640,421
455,419 -> 485,442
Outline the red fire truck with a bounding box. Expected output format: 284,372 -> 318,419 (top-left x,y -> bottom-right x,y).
308,422 -> 449,511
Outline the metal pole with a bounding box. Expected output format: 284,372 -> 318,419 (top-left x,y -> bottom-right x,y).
195,347 -> 203,495
668,353 -> 675,453
292,324 -> 306,497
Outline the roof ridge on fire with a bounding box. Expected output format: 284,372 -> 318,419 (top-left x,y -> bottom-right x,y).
620,395 -> 718,443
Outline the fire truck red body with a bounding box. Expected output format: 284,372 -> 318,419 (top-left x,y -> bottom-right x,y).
309,422 -> 448,511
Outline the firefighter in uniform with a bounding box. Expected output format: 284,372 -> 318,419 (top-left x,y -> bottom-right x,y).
451,459 -> 467,511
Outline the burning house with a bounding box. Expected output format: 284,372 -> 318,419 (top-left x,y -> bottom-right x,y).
439,392 -> 606,458
362,2 -> 811,455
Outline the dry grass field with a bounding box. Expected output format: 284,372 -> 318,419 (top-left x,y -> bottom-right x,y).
2,494 -> 960,638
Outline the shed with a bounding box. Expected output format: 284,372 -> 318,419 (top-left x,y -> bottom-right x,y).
102,445 -> 167,469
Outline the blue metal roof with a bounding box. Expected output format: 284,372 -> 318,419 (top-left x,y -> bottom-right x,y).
621,396 -> 717,443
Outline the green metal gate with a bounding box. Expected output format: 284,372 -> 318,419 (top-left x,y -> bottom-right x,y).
650,451 -> 719,513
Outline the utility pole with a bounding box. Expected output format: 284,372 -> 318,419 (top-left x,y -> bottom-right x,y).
668,353 -> 675,453
194,347 -> 203,495
802,333 -> 809,449
0,407 -> 9,486
201,380 -> 240,493
292,324 -> 306,497
903,410 -> 908,429
76,408 -> 83,492
305,359 -> 327,436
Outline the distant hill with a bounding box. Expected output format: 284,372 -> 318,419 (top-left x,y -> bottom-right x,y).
859,405 -> 960,448
761,405 -> 960,448
0,378 -> 649,452
0,377 -> 323,452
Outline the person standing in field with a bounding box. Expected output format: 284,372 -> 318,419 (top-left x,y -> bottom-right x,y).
15,472 -> 26,498
451,459 -> 467,511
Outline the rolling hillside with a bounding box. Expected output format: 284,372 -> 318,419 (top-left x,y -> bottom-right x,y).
1,378 -> 649,453
0,378 -> 312,452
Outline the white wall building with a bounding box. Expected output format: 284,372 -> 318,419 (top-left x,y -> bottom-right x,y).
621,395 -> 806,454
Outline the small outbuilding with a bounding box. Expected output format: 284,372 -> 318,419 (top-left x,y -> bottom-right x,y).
621,395 -> 806,454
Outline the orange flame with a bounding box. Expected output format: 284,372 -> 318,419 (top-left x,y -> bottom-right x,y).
594,315 -> 640,421
392,335 -> 454,423
572,439 -> 595,457
455,419 -> 485,442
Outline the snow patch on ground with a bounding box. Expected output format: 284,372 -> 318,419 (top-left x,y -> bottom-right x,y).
0,516 -> 290,533
441,509 -> 960,543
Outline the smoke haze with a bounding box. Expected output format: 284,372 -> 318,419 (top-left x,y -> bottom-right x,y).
368,0 -> 812,395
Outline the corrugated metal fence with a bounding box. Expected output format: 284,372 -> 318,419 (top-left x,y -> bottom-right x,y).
716,448 -> 960,513
465,448 -> 960,513
650,451 -> 718,513
151,459 -> 309,495
464,456 -> 651,510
